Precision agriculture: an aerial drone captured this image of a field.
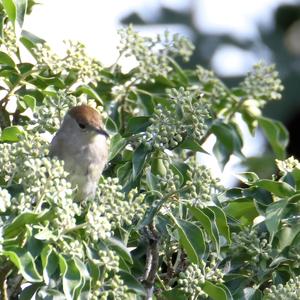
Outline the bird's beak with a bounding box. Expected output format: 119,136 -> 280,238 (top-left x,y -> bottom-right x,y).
95,127 -> 109,138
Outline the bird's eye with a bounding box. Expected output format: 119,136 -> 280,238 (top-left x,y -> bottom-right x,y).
78,123 -> 86,129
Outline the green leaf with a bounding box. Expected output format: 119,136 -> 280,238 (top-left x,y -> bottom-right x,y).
4,210 -> 54,238
218,188 -> 244,202
73,257 -> 91,299
254,179 -> 295,198
265,199 -> 287,237
276,225 -> 300,252
75,85 -> 103,105
3,247 -> 42,282
203,281 -> 232,300
117,161 -> 132,185
34,75 -> 65,88
59,255 -> 83,300
213,139 -> 230,169
15,0 -> 27,28
1,125 -> 24,142
179,136 -> 208,153
170,214 -> 206,264
188,205 -> 220,253
151,157 -> 167,177
258,116 -> 288,159
289,168 -> 300,191
132,143 -> 150,179
86,260 -> 100,287
41,245 -> 59,285
2,0 -> 16,22
127,116 -> 151,134
36,287 -> 66,300
225,199 -> 258,225
241,287 -> 263,300
0,11 -> 6,39
167,56 -> 189,86
119,271 -> 146,296
209,206 -> 231,244
161,288 -> 187,300
138,91 -> 154,115
20,30 -> 46,53
170,163 -> 184,186
23,95 -> 36,111
212,122 -> 244,168
109,133 -> 127,161
0,51 -> 16,67
107,237 -> 133,265
34,227 -> 56,241
19,283 -> 43,300
235,172 -> 259,185
105,117 -> 118,134
145,168 -> 160,191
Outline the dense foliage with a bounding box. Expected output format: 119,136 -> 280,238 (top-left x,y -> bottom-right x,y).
0,1 -> 299,299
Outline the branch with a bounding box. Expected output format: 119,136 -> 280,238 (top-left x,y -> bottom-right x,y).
142,223 -> 160,300
0,261 -> 13,300
8,274 -> 23,299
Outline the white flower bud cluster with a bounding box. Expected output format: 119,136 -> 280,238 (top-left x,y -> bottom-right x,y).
97,249 -> 119,272
86,203 -> 112,241
14,157 -> 78,232
184,163 -> 221,207
143,104 -> 183,149
111,80 -> 139,117
36,91 -> 78,132
0,142 -> 14,183
166,32 -> 195,62
240,62 -> 284,103
157,167 -> 181,196
35,91 -> 102,133
0,133 -> 49,185
143,87 -> 210,150
91,274 -> 129,300
178,260 -> 224,298
1,21 -> 17,55
106,275 -> 129,299
52,200 -> 80,234
0,187 -> 11,213
154,167 -> 182,213
195,66 -> 228,105
90,280 -> 103,300
85,177 -> 147,242
0,134 -> 78,232
0,225 -> 3,252
117,26 -> 194,83
231,227 -> 272,263
63,40 -> 102,84
58,238 -> 85,259
276,156 -> 300,174
111,82 -> 134,102
33,41 -> 102,84
288,244 -> 300,268
178,264 -> 206,295
264,276 -> 300,300
33,43 -> 61,73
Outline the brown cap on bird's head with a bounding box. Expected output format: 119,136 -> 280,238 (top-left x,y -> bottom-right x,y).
68,105 -> 109,138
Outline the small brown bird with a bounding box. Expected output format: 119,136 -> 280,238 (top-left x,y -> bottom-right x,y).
50,105 -> 109,200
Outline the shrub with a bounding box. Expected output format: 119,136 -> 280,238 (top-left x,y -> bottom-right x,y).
0,1 -> 299,300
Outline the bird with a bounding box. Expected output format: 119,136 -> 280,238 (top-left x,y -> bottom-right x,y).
49,104 -> 109,200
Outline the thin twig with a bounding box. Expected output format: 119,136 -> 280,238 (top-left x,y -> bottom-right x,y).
0,68 -> 37,108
